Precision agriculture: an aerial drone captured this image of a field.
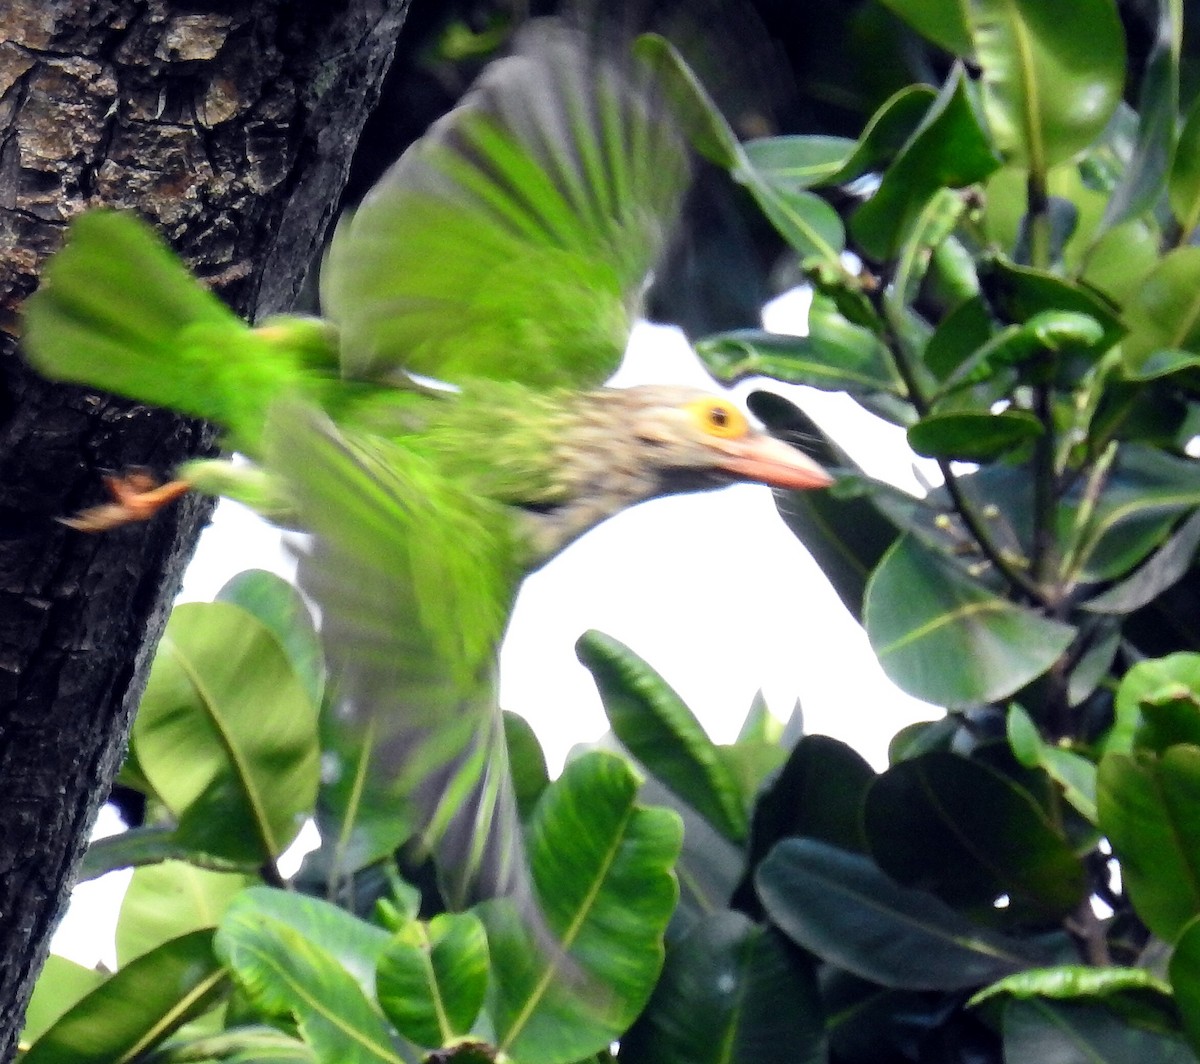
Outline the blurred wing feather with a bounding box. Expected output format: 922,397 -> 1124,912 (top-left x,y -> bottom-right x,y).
322,23 -> 690,391
267,403 -> 526,906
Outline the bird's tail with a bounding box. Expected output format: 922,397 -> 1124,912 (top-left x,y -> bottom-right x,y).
21,210 -> 336,455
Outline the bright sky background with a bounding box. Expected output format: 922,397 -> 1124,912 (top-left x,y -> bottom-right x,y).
51,289 -> 940,970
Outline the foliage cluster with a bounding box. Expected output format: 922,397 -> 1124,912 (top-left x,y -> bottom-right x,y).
23,0 -> 1200,1061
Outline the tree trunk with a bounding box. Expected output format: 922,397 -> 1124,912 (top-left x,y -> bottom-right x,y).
0,1 -> 408,1051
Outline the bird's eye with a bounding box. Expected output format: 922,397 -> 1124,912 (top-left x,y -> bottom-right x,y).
687,397 -> 748,439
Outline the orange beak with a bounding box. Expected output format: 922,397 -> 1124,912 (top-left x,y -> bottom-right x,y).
715,433 -> 834,490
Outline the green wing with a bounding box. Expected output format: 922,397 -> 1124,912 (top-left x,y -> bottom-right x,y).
22,211 -> 339,456
266,403 -> 527,907
322,23 -> 690,391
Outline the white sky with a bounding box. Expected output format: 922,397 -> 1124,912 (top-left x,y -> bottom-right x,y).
51,289 -> 939,970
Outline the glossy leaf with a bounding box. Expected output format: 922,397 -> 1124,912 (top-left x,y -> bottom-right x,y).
133,602 -> 319,863
865,751 -> 1085,920
757,839 -> 1045,991
504,710 -> 549,821
696,327 -> 897,394
23,930 -> 227,1064
878,0 -> 971,54
376,912 -> 489,1049
742,135 -> 854,190
578,631 -> 747,843
1097,746 -> 1200,941
969,0 -> 1124,173
1172,93 -> 1200,237
1123,247 -> 1200,367
1115,653 -> 1200,754
1104,0 -> 1179,229
221,887 -> 391,996
852,70 -> 999,260
907,410 -> 1042,461
117,860 -> 254,965
619,912 -> 826,1064
1002,999 -> 1195,1064
1007,705 -> 1097,822
1171,914 -> 1200,1057
217,569 -> 324,711
864,535 -> 1075,706
1081,219 -> 1161,304
483,752 -> 682,1064
987,257 -> 1123,348
216,905 -> 404,1064
824,85 -> 940,184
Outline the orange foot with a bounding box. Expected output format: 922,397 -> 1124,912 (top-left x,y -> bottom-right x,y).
60,473 -> 192,532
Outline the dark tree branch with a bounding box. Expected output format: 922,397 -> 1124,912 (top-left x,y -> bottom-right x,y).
0,2 -> 408,1051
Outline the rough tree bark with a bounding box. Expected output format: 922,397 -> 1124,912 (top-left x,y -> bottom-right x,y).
0,1 -> 408,1051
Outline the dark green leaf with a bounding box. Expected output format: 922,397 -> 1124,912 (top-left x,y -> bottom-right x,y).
1085,511 -> 1200,616
742,135 -> 855,190
926,295 -> 995,382
483,752 -> 682,1063
825,85 -> 940,184
77,826 -> 256,884
23,930 -> 227,1064
757,839 -> 1046,990
1171,915 -> 1200,1057
578,631 -> 747,843
503,710 -> 549,821
864,535 -> 1075,706
865,752 -> 1086,921
696,326 -> 898,393
907,411 -> 1042,461
1002,999 -> 1195,1064
1097,746 -> 1200,941
987,257 -> 1123,350
1172,93 -> 1200,238
376,912 -> 488,1049
1123,247 -> 1200,368
620,913 -> 826,1064
969,0 -> 1124,173
852,70 -> 999,260
1007,705 -> 1097,822
877,0 -> 971,54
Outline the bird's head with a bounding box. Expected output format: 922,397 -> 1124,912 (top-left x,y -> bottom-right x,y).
522,385 -> 833,561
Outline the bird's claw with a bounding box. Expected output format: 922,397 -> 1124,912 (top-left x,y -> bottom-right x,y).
60,473 -> 192,532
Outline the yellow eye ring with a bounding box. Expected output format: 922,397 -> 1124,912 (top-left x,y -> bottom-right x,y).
687,397 -> 748,440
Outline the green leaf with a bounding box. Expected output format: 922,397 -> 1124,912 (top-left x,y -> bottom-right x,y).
117,860 -> 254,965
133,601 -> 319,863
907,410 -> 1042,461
972,964 -> 1171,1007
825,85 -> 941,184
217,569 -> 324,711
969,0 -> 1124,174
483,751 -> 682,1064
20,957 -> 105,1048
1097,746 -> 1200,941
376,912 -> 489,1049
1123,247 -> 1200,368
619,913 -> 826,1064
695,326 -> 898,394
77,826 -> 256,884
852,69 -> 999,260
23,930 -> 227,1064
742,135 -> 855,190
877,0 -> 971,54
1007,705 -> 1097,822
864,534 -> 1075,706
1172,93 -> 1200,238
503,710 -> 549,821
865,751 -> 1086,921
987,257 -> 1124,349
1085,511 -> 1200,616
1104,0 -> 1179,230
1116,653 -> 1200,754
732,734 -> 875,914
1002,999 -> 1195,1064
1171,914 -> 1200,1057
756,839 -> 1046,991
1080,220 -> 1160,305
577,631 -> 747,843
222,887 -> 391,997
217,918 -> 406,1064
